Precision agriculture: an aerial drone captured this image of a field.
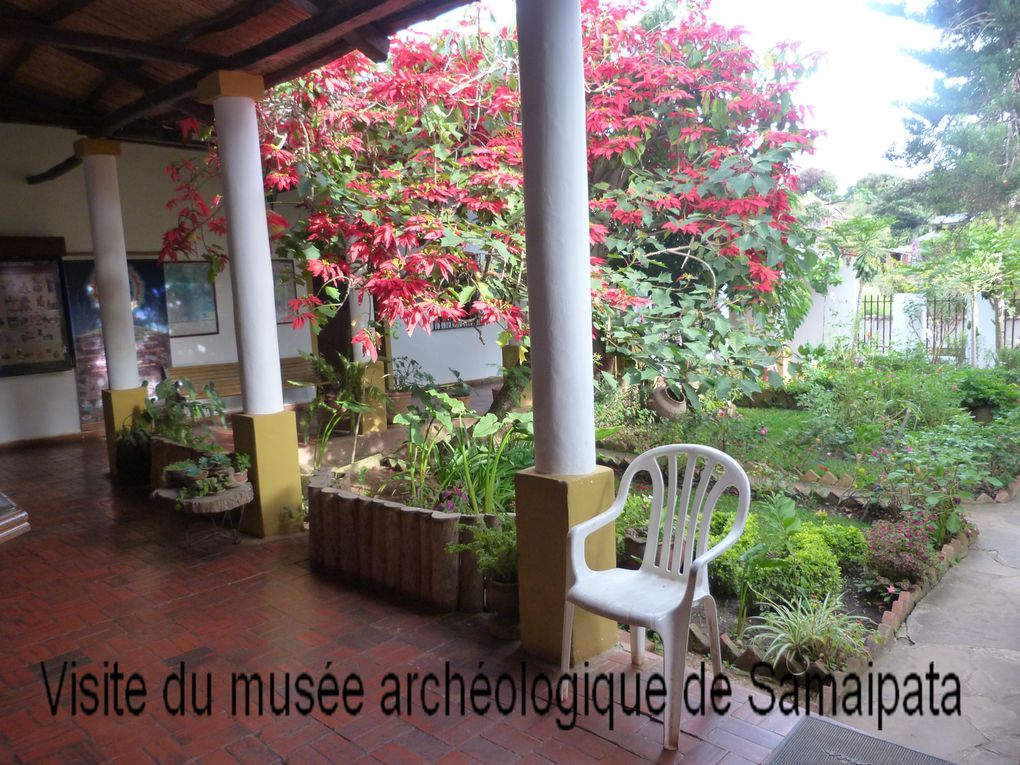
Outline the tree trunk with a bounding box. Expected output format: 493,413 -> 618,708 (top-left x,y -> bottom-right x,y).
487,363 -> 531,417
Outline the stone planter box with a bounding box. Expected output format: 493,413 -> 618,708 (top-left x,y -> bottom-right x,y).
307,476 -> 485,612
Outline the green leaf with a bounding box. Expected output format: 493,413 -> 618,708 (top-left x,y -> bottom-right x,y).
472,413 -> 501,439
752,174 -> 775,195
729,174 -> 753,196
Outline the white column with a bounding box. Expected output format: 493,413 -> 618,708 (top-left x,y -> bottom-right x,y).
75,140 -> 139,391
208,88 -> 284,414
969,294 -> 997,367
517,0 -> 595,476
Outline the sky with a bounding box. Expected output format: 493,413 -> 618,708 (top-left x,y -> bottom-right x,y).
415,1 -> 943,191
708,0 -> 940,189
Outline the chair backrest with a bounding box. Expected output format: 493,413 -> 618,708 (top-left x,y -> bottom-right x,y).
618,444 -> 751,577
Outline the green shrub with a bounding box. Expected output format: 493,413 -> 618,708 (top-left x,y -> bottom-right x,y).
818,523 -> 867,570
952,367 -> 1020,410
749,527 -> 843,603
708,511 -> 757,597
791,350 -> 963,453
615,491 -> 651,558
995,346 -> 1020,384
709,512 -> 843,603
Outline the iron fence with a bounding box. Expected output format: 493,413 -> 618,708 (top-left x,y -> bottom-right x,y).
858,294 -> 893,352
926,296 -> 968,361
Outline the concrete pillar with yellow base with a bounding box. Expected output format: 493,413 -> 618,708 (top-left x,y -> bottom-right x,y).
232,411 -> 304,538
200,70 -> 303,537
516,466 -> 618,663
102,386 -> 148,480
515,0 -> 614,665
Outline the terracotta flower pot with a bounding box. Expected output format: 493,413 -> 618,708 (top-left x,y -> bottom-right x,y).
388,390 -> 414,423
486,578 -> 520,625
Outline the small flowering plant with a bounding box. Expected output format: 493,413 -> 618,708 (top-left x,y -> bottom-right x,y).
865,510 -> 938,584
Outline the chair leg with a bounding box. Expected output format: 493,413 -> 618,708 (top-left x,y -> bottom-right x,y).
560,601 -> 575,701
662,610 -> 692,750
702,595 -> 723,677
630,626 -> 646,666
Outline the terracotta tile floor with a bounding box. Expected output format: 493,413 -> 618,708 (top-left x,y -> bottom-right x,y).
0,439 -> 797,764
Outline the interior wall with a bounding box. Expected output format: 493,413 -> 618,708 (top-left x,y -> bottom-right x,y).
0,124 -> 312,444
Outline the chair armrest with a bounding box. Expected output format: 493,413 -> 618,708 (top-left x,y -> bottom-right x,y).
688,523 -> 744,586
565,497 -> 626,582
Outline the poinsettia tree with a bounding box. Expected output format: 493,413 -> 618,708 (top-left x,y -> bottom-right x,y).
162,0 -> 817,403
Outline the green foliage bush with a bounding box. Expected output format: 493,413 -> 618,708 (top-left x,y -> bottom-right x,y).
709,509 -> 844,603
791,349 -> 964,453
951,367 -> 1020,410
749,527 -> 843,603
817,523 -> 867,570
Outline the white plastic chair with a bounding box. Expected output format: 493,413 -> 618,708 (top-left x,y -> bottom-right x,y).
561,444 -> 751,749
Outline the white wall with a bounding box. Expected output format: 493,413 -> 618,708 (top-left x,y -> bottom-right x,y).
389,320 -> 504,384
791,258 -> 859,351
0,123 -> 312,443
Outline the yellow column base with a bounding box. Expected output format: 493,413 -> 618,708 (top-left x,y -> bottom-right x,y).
102,386 -> 148,480
516,466 -> 618,663
232,411 -> 303,538
361,361 -> 387,434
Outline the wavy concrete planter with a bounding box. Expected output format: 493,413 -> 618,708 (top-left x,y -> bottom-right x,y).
307,476 -> 485,612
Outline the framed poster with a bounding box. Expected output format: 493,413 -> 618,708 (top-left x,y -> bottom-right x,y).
63,256 -> 170,427
272,258 -> 297,324
0,258 -> 74,378
164,261 -> 219,337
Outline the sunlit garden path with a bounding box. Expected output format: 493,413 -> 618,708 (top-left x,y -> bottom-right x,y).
838,500 -> 1020,765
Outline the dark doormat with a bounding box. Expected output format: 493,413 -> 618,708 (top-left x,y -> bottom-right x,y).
763,716 -> 958,765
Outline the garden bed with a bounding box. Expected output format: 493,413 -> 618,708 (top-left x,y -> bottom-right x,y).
593,348 -> 1020,678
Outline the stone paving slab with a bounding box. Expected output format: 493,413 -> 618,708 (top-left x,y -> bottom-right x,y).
838,500 -> 1020,765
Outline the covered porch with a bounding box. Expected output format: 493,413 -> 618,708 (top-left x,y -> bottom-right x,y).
0,438 -> 793,764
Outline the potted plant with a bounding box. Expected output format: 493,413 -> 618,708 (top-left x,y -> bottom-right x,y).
163,458 -> 207,489
198,452 -> 232,480
452,515 -> 518,627
229,452 -> 251,483
115,421 -> 152,486
388,357 -> 435,420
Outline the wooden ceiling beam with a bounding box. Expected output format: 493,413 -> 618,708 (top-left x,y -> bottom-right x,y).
0,18 -> 227,68
96,0 -> 418,133
343,23 -> 389,64
26,155 -> 82,185
35,0 -> 98,24
83,0 -> 281,115
173,0 -> 283,46
265,38 -> 355,88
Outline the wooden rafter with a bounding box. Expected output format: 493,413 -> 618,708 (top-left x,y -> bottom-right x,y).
97,0 -> 421,133
344,23 -> 389,64
0,18 -> 228,68
0,0 -> 98,81
84,0 -> 283,111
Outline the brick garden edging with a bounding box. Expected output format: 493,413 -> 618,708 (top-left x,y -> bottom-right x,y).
306,474 -> 485,612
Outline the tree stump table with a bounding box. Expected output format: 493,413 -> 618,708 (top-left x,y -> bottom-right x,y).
152,483 -> 253,546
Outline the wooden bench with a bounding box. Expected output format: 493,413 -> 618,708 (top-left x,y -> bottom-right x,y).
164,357 -> 317,399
